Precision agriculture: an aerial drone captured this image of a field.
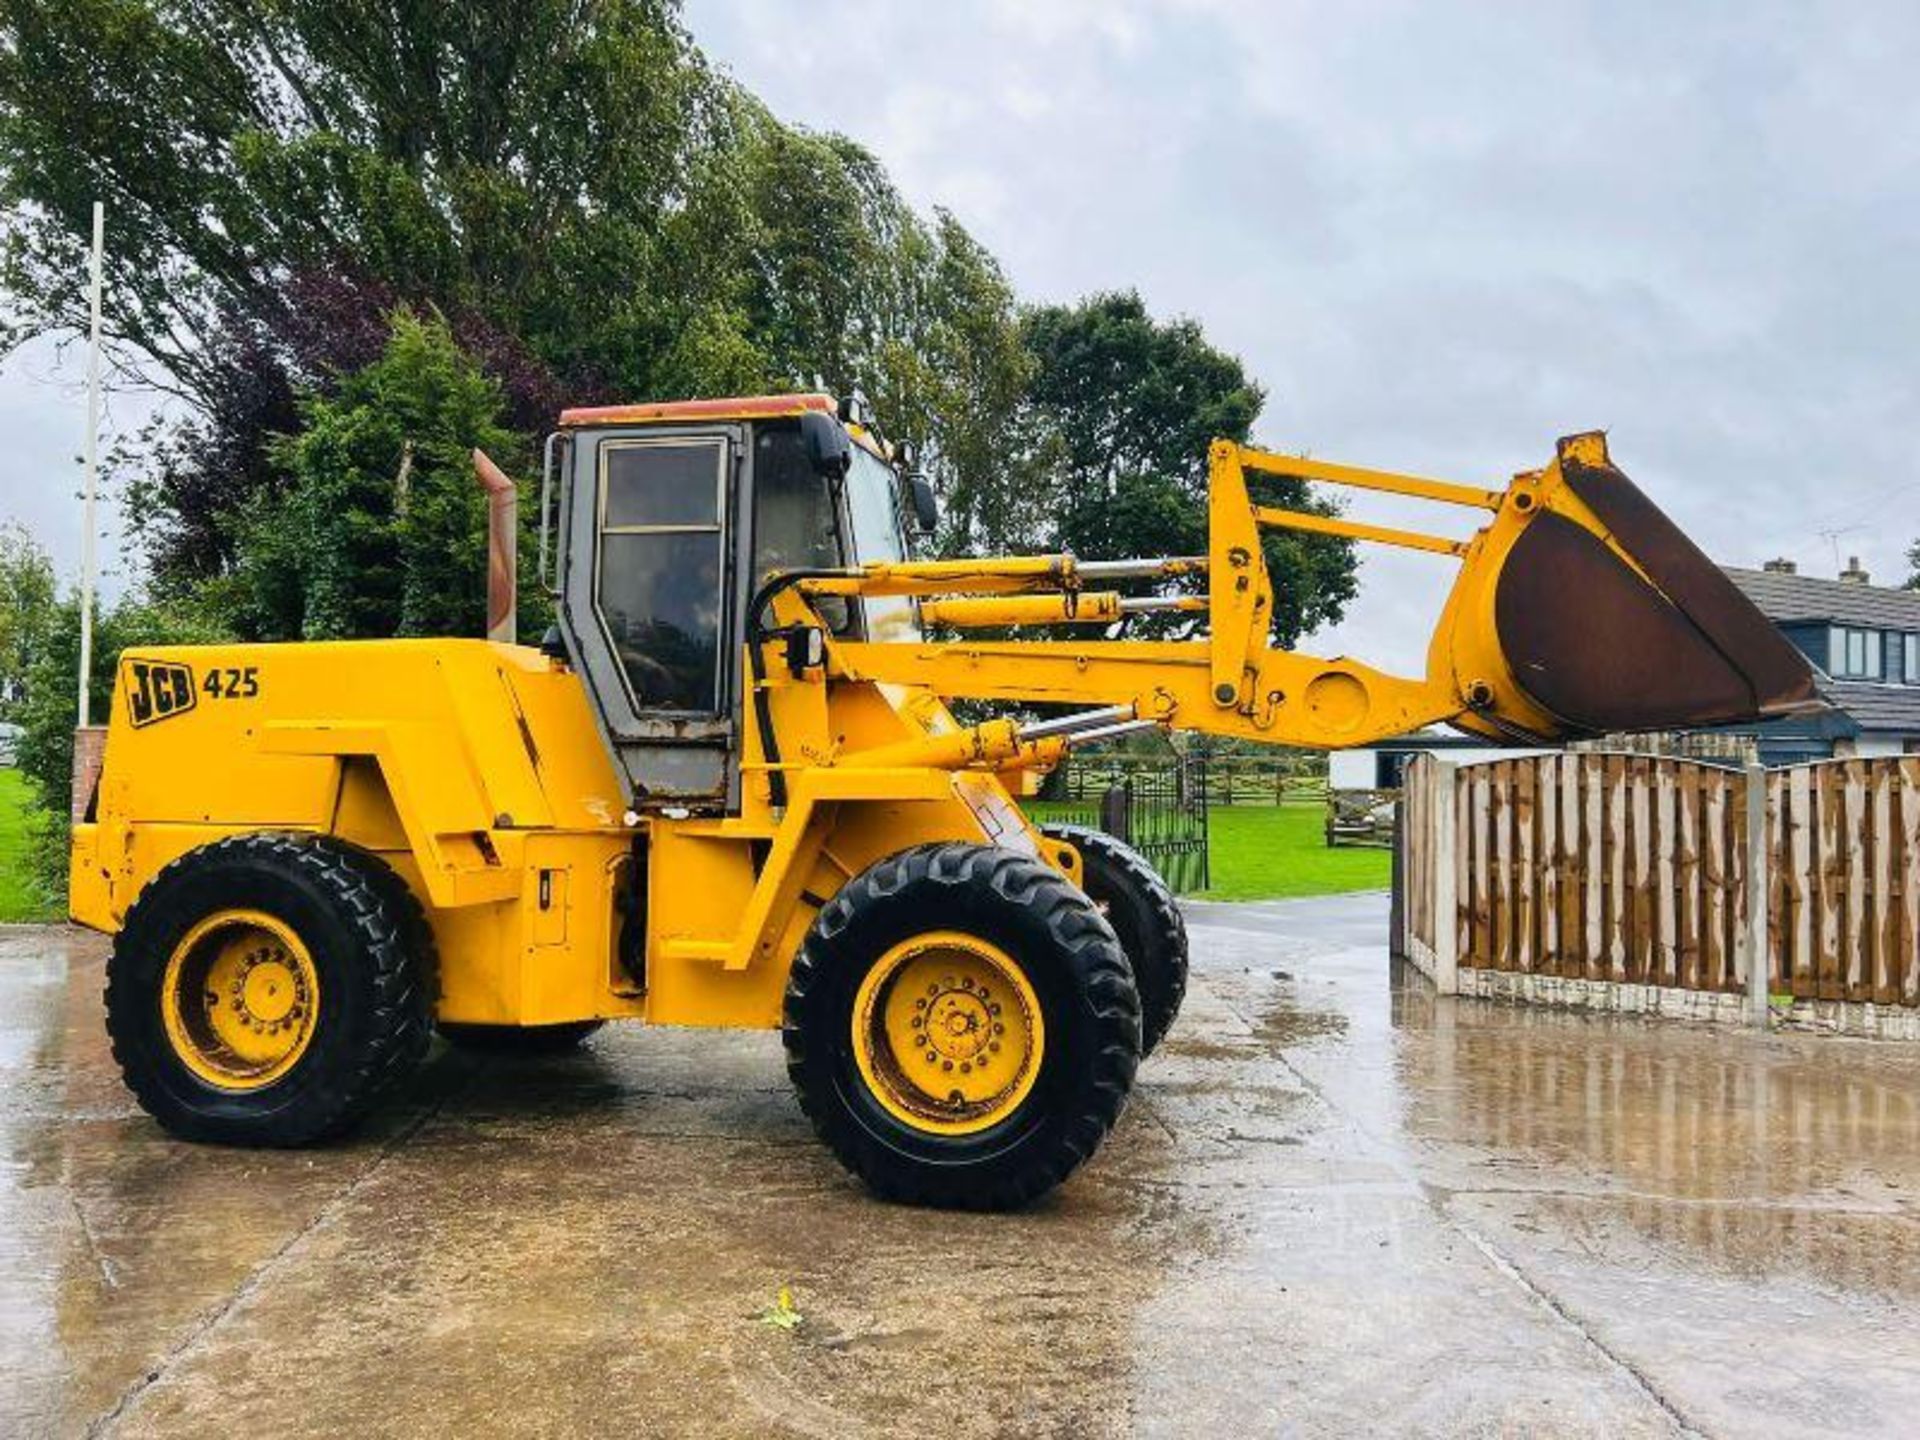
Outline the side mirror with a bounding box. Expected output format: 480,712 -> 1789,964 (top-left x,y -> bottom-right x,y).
800,410 -> 851,479
905,473 -> 938,535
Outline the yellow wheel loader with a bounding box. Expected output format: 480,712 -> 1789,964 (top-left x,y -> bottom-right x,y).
70,392 -> 1815,1208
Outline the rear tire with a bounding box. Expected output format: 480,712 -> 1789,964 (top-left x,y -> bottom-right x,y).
105,833 -> 433,1146
1041,824 -> 1189,1055
784,842 -> 1140,1210
438,1021 -> 604,1054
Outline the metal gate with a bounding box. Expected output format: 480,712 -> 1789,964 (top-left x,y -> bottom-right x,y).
1086,755 -> 1211,894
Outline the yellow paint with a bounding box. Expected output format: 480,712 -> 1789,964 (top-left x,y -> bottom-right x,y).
921,592 -> 1126,626
160,909 -> 319,1090
850,930 -> 1043,1135
1251,504 -> 1470,558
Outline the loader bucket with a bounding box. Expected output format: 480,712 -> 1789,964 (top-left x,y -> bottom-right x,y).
1489,435 -> 1818,736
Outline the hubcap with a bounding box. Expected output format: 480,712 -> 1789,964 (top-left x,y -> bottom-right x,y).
851,931 -> 1044,1136
160,909 -> 319,1091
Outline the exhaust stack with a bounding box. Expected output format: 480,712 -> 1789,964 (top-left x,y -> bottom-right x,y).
473,449 -> 517,645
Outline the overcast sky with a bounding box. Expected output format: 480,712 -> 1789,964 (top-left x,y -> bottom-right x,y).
685,0 -> 1920,671
3,1 -> 1916,673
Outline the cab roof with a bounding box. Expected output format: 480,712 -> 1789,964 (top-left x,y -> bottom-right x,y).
558,392 -> 835,427
557,391 -> 893,461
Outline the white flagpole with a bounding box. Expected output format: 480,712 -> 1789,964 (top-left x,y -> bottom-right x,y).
77,201 -> 103,727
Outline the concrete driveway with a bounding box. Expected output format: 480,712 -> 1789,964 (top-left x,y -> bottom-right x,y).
3,894 -> 1917,1437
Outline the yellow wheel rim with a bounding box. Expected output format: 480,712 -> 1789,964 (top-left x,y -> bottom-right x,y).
851,930 -> 1044,1136
160,909 -> 320,1091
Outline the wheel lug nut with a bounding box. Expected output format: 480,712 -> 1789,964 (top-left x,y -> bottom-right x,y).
942,1060 -> 953,1071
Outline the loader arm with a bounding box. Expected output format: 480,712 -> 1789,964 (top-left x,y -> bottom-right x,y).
765,431 -> 1817,755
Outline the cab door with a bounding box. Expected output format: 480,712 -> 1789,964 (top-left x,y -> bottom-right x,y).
557,424 -> 748,811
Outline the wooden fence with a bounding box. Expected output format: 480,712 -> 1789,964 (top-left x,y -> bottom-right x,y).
1398,752 -> 1920,1026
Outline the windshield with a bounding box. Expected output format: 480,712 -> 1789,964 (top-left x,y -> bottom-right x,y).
844,445 -> 919,642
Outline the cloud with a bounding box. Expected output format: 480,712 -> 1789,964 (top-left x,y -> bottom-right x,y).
685,0 -> 1920,672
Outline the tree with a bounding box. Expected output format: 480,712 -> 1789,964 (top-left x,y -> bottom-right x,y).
0,0 -> 719,604
0,2 -> 1034,612
0,0 -> 708,399
0,520 -> 55,719
1018,292 -> 1357,646
1906,538 -> 1918,591
236,309 -> 526,641
887,213 -> 1036,557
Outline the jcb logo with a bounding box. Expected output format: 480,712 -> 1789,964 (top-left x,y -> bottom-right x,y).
124,660 -> 197,729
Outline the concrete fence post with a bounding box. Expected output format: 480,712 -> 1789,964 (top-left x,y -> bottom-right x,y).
1742,763 -> 1770,1027
1432,759 -> 1459,996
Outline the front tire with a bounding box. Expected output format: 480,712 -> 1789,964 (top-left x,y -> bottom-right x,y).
105,833 -> 433,1146
784,843 -> 1140,1210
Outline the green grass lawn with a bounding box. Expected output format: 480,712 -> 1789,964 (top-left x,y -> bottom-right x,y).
1025,797 -> 1389,902
0,768 -> 60,923
1201,802 -> 1389,901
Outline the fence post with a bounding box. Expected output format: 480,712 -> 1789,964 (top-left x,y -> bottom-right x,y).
1743,762 -> 1770,1027
1100,782 -> 1131,846
1432,759 -> 1459,996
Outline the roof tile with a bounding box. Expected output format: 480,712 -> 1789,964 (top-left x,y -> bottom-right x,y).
1723,566 -> 1920,630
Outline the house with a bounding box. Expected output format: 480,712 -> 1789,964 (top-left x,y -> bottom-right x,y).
1722,557 -> 1920,764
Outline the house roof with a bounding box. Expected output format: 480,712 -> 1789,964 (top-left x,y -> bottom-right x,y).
1821,679 -> 1920,733
1722,565 -> 1920,630
1716,566 -> 1920,735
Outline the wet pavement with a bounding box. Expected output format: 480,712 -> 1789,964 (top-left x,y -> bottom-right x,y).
3,893 -> 1918,1438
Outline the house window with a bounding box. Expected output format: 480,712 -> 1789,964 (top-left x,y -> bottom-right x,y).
1905,633 -> 1919,685
1832,627 -> 1884,680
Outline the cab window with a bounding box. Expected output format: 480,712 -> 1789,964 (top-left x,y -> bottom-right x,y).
845,446 -> 917,642
751,425 -> 854,633
751,426 -> 842,582
596,437 -> 726,712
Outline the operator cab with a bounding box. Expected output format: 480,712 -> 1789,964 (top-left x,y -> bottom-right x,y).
546,393 -> 932,812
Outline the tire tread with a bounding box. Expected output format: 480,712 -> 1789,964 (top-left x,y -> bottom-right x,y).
1041,823 -> 1189,1054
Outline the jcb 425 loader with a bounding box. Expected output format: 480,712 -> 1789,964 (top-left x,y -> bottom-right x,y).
71,394 -> 1814,1208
